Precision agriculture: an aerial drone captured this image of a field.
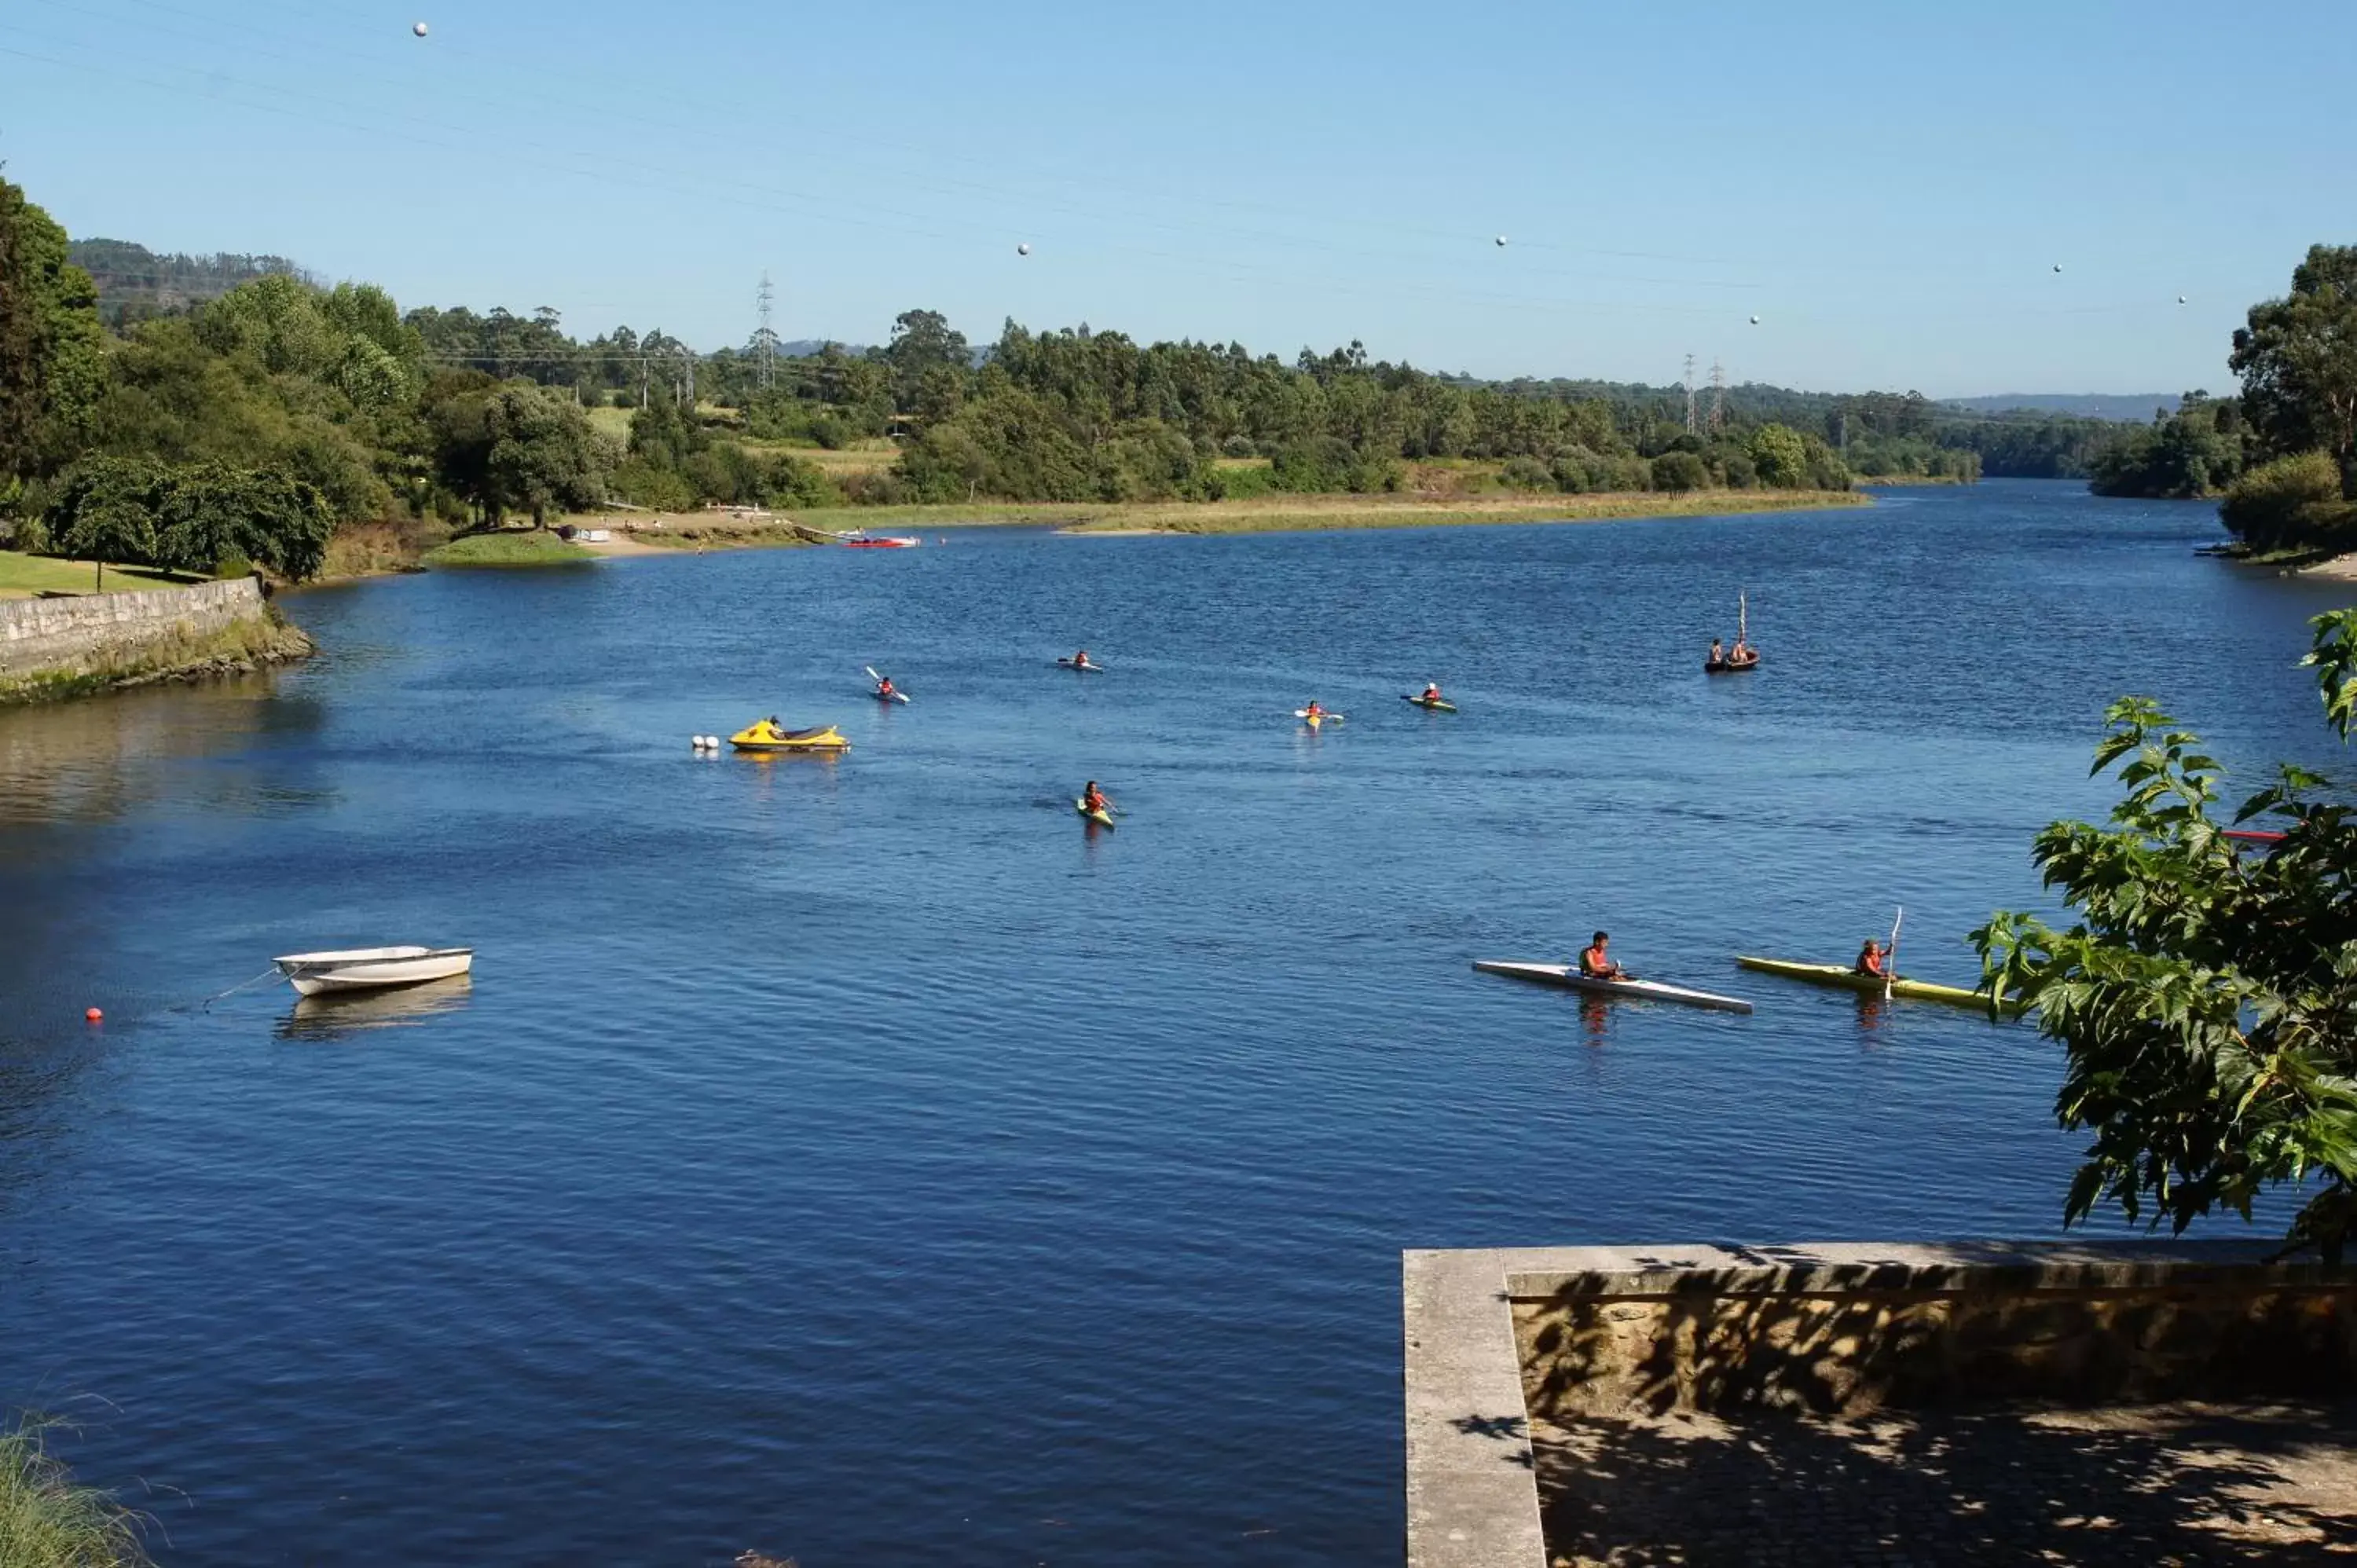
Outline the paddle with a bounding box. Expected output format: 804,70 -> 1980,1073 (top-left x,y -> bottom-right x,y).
1885,906 -> 1904,1000
865,666 -> 911,702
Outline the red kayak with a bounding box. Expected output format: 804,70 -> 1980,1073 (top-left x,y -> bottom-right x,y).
843,535 -> 918,548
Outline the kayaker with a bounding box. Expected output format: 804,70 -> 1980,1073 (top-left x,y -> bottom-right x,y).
1082,781 -> 1112,816
1579,932 -> 1625,980
1856,940 -> 1890,978
1708,639 -> 1725,666
875,674 -> 896,700
1420,682 -> 1442,703
1073,649 -> 1091,669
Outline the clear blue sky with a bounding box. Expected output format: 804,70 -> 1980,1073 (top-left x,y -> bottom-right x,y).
4,0 -> 2352,394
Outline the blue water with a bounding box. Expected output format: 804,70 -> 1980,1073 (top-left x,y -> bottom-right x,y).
0,482 -> 2342,1564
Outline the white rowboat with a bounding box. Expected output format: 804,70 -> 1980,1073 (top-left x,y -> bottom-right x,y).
274,946 -> 475,997
1472,960 -> 1754,1014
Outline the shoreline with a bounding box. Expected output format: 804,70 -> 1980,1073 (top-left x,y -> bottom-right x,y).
1052,489 -> 1867,536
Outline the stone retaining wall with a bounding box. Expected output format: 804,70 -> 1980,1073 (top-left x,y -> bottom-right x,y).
1510,1241 -> 2357,1419
0,577 -> 270,679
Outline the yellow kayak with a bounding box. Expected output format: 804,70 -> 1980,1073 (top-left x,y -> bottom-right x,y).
729,720 -> 850,753
1734,956 -> 2022,1014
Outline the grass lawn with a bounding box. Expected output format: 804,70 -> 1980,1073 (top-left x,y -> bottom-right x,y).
0,551 -> 195,599
422,529 -> 595,566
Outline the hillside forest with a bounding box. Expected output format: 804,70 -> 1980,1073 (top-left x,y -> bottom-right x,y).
8,170 -> 2347,579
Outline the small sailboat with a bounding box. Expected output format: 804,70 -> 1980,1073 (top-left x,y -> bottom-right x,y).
1705,591 -> 1761,672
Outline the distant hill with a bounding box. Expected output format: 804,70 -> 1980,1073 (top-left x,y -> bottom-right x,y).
1944,393 -> 2180,423
68,238 -> 311,325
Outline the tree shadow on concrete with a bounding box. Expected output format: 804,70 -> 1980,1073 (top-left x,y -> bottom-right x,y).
1532,1399 -> 2357,1566
1516,1273 -> 2357,1564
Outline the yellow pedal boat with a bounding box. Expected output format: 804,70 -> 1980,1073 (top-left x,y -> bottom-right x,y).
729,719 -> 850,753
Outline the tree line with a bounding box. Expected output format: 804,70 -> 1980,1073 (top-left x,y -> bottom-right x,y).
2,168 -> 2201,584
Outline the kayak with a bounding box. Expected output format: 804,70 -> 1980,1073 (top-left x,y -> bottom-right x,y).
1402,695 -> 1458,713
871,689 -> 911,704
1057,658 -> 1105,672
729,720 -> 850,753
1076,798 -> 1116,828
1735,956 -> 2019,1013
1472,960 -> 1754,1014
1296,709 -> 1343,727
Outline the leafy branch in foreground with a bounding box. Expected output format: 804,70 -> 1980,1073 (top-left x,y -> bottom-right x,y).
1975,609 -> 2357,1263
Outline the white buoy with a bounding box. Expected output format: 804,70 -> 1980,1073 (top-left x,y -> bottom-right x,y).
1016,242 -> 1031,256
412,20 -> 428,36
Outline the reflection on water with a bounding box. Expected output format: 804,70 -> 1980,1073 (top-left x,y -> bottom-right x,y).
0,672 -> 321,826
274,976 -> 474,1041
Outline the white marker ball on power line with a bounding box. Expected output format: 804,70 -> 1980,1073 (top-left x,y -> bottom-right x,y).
2178,295 -> 2188,305
1749,314 -> 1761,325
1494,235 -> 1507,247
1016,242 -> 1031,256
2052,263 -> 2063,273
412,20 -> 428,35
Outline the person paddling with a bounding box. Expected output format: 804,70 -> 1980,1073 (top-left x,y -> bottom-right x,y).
1708,638 -> 1725,666
1856,939 -> 1891,978
1073,648 -> 1092,669
1081,780 -> 1113,817
874,673 -> 896,701
1303,700 -> 1327,724
1579,931 -> 1626,980
1420,682 -> 1443,703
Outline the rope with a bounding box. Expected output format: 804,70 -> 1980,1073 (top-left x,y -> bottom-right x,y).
196,965 -> 283,1013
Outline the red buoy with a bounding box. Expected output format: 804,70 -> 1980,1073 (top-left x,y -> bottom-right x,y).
85,1006 -> 103,1022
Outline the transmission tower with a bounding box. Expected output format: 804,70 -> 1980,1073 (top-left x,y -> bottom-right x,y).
1710,360 -> 1726,433
754,272 -> 779,390
1683,354 -> 1698,434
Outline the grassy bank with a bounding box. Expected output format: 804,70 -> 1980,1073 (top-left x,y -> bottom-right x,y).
0,1416 -> 150,1567
1055,489 -> 1868,535
0,551 -> 196,600
422,529 -> 595,567
0,606 -> 313,705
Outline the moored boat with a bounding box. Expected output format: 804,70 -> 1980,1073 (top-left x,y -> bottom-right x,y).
729,720 -> 851,753
1734,955 -> 2022,1013
273,946 -> 474,997
1472,960 -> 1754,1014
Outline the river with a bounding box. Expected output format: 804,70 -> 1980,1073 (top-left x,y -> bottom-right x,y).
0,481 -> 2342,1565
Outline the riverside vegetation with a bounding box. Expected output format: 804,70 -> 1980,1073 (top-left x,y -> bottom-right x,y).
3,170 -> 2157,586
2086,245 -> 2357,557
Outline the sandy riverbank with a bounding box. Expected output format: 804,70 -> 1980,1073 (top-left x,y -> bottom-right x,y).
2301,554 -> 2357,581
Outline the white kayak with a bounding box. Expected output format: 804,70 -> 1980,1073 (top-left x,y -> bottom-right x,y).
1472,960 -> 1754,1014
274,946 -> 475,997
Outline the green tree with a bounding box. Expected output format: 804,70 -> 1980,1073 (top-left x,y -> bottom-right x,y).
43,456 -> 160,588
880,309 -> 969,412
1650,450 -> 1710,493
485,384 -> 605,526
1976,610 -> 2357,1262
1747,423 -> 1809,487
0,175 -> 106,482
2231,244 -> 2357,491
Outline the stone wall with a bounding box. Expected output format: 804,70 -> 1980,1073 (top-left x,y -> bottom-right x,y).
1509,1241 -> 2357,1420
0,577 -> 274,680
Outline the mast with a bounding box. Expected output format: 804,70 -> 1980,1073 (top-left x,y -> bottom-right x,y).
1739,590 -> 1747,645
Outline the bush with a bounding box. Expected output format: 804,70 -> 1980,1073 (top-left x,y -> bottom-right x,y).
1498,456 -> 1555,491
1651,451 -> 1710,493
1219,434 -> 1258,459
2220,449 -> 2351,551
